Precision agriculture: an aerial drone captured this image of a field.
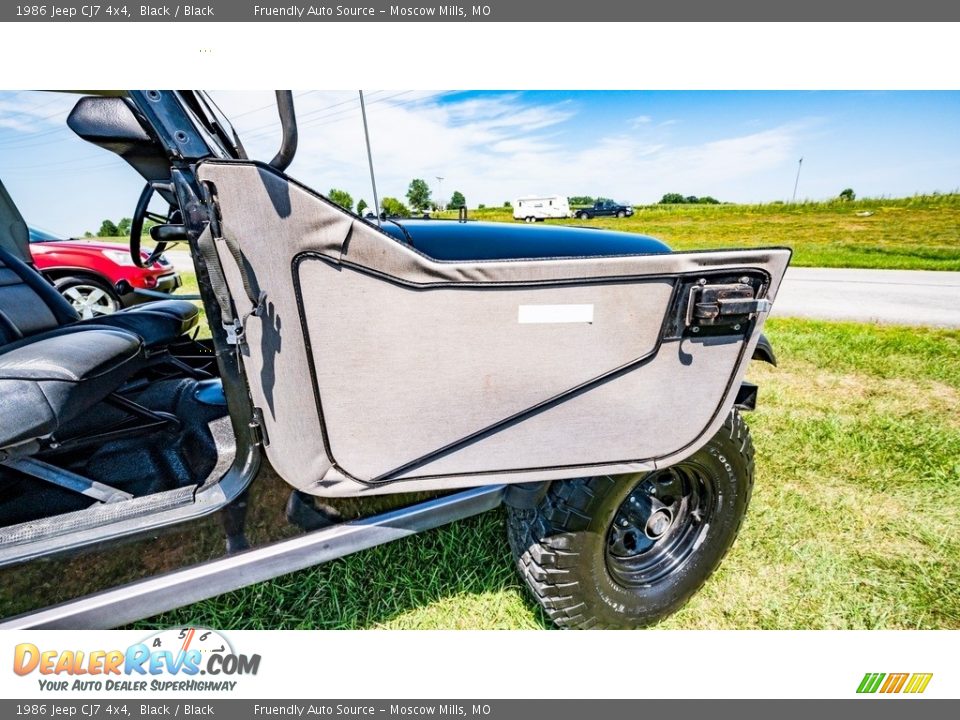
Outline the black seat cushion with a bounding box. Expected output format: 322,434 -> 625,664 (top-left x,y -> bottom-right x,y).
0,325 -> 143,448
1,245 -> 200,350
0,247 -> 80,348
76,299 -> 201,348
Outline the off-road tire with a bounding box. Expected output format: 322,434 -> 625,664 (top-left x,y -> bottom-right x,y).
507,410 -> 754,629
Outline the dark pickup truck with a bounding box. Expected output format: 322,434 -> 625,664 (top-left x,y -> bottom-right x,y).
575,199 -> 634,220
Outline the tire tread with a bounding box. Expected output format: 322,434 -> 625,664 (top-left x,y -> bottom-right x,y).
507,411 -> 754,629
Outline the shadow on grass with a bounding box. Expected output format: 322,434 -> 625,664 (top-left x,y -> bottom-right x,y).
137,506 -> 553,630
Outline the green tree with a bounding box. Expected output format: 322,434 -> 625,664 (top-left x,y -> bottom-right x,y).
839,188 -> 856,201
357,198 -> 368,216
449,190 -> 466,209
406,178 -> 432,212
659,193 -> 722,204
99,219 -> 119,237
381,197 -> 410,217
328,188 -> 354,211
503,201 -> 512,208
83,231 -> 94,238
116,217 -> 132,237
568,196 -> 595,206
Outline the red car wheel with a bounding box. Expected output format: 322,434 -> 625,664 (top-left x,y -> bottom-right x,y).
54,276 -> 120,318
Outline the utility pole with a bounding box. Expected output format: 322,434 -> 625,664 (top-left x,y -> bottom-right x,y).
792,157 -> 803,203
435,176 -> 444,210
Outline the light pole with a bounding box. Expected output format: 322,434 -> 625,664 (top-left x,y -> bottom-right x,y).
359,90 -> 380,226
792,157 -> 803,203
435,176 -> 444,211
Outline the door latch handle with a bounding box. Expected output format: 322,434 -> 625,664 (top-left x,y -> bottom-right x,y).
693,295 -> 772,319
687,282 -> 771,329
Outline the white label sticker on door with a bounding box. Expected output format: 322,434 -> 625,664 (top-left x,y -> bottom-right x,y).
518,304 -> 594,324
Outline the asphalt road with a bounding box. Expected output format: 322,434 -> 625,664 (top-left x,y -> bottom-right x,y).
166,251 -> 960,328
771,267 -> 960,328
166,250 -> 195,272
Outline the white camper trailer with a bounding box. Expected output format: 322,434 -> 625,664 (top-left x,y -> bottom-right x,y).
513,195 -> 571,222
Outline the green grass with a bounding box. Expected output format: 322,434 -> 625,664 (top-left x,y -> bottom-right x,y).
138,318 -> 960,630
177,270 -> 199,296
440,194 -> 960,271
170,271 -> 211,339
86,193 -> 960,271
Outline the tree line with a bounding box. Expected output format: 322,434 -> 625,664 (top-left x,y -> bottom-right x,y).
573,194 -> 723,206
658,193 -> 721,205
88,186 -> 863,236
90,218 -> 132,237
325,186 -> 730,215
328,178 -> 469,217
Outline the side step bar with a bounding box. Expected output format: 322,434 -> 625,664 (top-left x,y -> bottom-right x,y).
1,484 -> 506,629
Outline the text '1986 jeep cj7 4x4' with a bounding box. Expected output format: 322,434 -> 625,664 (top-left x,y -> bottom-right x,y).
0,92 -> 789,629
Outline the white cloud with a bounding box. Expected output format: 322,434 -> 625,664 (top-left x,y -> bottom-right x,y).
211,91 -> 805,206
0,92 -> 78,135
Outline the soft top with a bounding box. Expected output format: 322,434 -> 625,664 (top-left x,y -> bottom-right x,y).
378,218 -> 671,262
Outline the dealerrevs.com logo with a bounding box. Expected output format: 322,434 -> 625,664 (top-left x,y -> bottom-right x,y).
857,673 -> 933,695
13,628 -> 261,692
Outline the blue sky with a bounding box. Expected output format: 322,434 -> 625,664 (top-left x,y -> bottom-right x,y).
2,90 -> 958,237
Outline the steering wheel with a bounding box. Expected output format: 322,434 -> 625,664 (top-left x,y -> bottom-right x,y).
130,181 -> 180,268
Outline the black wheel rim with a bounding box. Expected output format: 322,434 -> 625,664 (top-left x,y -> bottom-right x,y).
605,464 -> 716,588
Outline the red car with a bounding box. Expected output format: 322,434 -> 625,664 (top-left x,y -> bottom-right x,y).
28,227 -> 182,318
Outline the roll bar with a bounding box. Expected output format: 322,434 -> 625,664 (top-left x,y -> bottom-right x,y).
269,91 -> 298,171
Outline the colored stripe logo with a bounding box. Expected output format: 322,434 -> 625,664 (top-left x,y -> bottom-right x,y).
857,672 -> 933,694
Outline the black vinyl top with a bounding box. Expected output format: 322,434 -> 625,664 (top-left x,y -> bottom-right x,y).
378,218 -> 671,261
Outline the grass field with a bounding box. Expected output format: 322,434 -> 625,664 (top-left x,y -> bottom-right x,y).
138,317 -> 960,630
126,199 -> 958,628
438,194 -> 960,271
88,193 -> 960,272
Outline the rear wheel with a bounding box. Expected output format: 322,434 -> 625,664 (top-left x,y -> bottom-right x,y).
524,216 -> 536,223
54,276 -> 120,318
507,410 -> 754,629
577,211 -> 590,220
617,210 -> 627,218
